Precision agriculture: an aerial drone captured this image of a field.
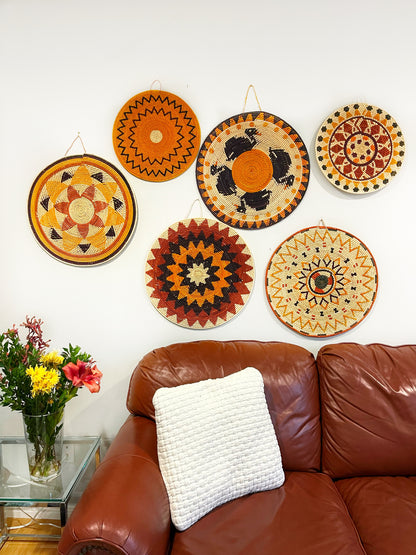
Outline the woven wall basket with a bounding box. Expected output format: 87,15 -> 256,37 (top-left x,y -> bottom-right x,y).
113,89 -> 200,182
145,218 -> 254,329
315,102 -> 405,194
28,154 -> 137,265
196,111 -> 309,229
265,226 -> 378,337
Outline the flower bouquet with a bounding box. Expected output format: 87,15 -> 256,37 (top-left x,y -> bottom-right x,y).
0,316 -> 102,481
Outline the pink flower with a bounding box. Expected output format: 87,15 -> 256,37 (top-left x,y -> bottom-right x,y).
63,360 -> 102,393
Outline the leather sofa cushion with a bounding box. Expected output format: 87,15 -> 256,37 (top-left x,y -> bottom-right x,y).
318,343 -> 416,478
336,476 -> 416,555
127,340 -> 320,471
171,472 -> 365,555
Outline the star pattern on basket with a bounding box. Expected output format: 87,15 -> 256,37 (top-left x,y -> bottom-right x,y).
145,218 -> 254,328
28,155 -> 136,265
54,183 -> 108,239
295,254 -> 349,309
113,91 -> 200,181
266,226 -> 378,337
316,103 -> 405,194
196,111 -> 309,229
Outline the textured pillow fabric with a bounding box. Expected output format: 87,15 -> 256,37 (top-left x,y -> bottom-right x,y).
152,367 -> 285,531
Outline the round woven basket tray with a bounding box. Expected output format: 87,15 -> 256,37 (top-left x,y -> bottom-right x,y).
315,102 -> 405,194
196,111 -> 309,229
113,89 -> 200,182
265,225 -> 378,337
145,217 -> 254,329
28,154 -> 137,265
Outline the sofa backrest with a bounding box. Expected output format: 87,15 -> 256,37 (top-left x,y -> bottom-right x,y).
317,342 -> 416,479
127,340 -> 321,472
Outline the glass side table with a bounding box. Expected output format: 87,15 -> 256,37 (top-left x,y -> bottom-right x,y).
0,436 -> 100,544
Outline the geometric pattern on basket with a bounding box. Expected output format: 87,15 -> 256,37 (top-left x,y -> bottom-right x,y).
28,154 -> 137,266
196,111 -> 309,229
113,90 -> 200,182
315,103 -> 405,194
145,218 -> 254,329
266,226 -> 378,337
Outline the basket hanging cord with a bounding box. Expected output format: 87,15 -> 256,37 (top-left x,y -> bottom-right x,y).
318,218 -> 328,229
64,133 -> 87,157
242,84 -> 262,112
186,198 -> 204,219
150,79 -> 162,91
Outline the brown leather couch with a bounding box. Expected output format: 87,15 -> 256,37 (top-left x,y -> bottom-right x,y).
58,340 -> 416,555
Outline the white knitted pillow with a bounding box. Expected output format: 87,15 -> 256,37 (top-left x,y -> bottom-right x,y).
152,367 -> 285,531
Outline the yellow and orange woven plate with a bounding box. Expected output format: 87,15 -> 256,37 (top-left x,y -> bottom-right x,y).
265,225 -> 378,337
315,103 -> 405,194
145,218 -> 254,328
113,89 -> 200,182
196,111 -> 309,229
28,154 -> 137,265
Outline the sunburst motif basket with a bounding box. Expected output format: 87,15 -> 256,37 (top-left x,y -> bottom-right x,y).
196,111 -> 309,229
265,225 -> 378,337
113,89 -> 200,182
28,154 -> 137,265
315,102 -> 405,194
145,218 -> 254,328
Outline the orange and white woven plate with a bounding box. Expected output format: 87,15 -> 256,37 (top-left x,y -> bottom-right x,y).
315,103 -> 405,194
196,111 -> 309,229
28,154 -> 137,265
113,89 -> 200,182
145,218 -> 254,328
265,225 -> 378,337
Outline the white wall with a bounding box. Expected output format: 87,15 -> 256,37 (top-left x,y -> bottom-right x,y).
1,0 -> 415,440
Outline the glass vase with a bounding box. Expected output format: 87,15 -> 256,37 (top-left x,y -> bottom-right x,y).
22,409 -> 64,482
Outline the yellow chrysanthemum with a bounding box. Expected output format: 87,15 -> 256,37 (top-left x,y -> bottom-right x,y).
26,365 -> 60,397
40,351 -> 64,367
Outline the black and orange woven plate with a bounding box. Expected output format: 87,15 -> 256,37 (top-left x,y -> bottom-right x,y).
145,218 -> 254,328
113,89 -> 200,182
196,111 -> 309,229
266,225 -> 378,337
28,154 -> 137,265
315,103 -> 405,194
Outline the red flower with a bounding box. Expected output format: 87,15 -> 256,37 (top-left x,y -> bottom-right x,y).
63,360 -> 102,393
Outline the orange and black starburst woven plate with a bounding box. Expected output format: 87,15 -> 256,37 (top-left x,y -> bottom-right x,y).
266,226 -> 378,337
145,218 -> 254,329
196,111 -> 309,229
316,103 -> 405,194
113,89 -> 200,182
28,154 -> 137,265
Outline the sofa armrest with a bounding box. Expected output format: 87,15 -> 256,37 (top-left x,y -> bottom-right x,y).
58,419 -> 171,555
